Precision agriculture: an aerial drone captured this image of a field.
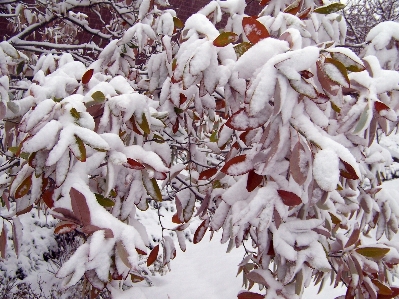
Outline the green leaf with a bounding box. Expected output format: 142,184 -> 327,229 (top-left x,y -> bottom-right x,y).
234,42 -> 252,58
16,61 -> 25,75
138,113 -> 151,135
95,193 -> 115,207
314,3 -> 346,14
142,172 -> 162,201
173,17 -> 184,29
74,135 -> 87,162
355,247 -> 390,259
331,52 -> 365,72
210,130 -> 218,142
331,101 -> 341,113
91,91 -> 106,103
324,58 -> 350,87
70,108 -> 80,120
213,32 -> 238,47
353,103 -> 370,134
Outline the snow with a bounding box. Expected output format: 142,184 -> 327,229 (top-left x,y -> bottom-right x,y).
313,148 -> 340,192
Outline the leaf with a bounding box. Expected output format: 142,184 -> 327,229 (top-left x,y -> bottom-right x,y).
290,141 -> 308,185
138,113 -> 151,135
277,190 -> 302,206
82,69 -> 94,84
237,291 -> 264,299
12,217 -> 22,257
173,17 -> 184,29
172,213 -> 182,224
284,0 -> 302,15
95,193 -> 115,207
314,2 -> 346,14
147,244 -> 159,267
355,247 -> 390,259
234,42 -> 253,58
316,61 -> 339,96
331,52 -> 365,72
199,167 -> 218,180
116,241 -> 132,268
91,91 -> 106,103
374,101 -> 390,113
353,103 -> 370,135
298,7 -> 312,19
221,155 -> 253,176
54,222 -> 78,234
213,32 -> 239,47
73,135 -> 86,162
246,170 -> 263,192
289,78 -> 318,99
0,224 -> 6,259
340,160 -> 359,180
70,187 -> 91,226
142,172 -> 162,201
345,224 -> 360,248
324,58 -> 350,87
42,188 -> 54,209
131,273 -> 145,283
242,17 -> 269,44
16,61 -> 25,74
225,109 -> 270,131
15,174 -> 32,199
372,280 -> 392,296
193,219 -> 209,244
125,158 -> 145,170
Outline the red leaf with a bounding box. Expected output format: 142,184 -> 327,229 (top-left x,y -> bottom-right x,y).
199,167 -> 218,180
242,17 -> 269,44
51,207 -> 80,223
82,69 -> 94,84
125,158 -> 145,170
290,141 -> 308,185
70,187 -> 91,226
42,188 -> 54,209
374,101 -> 390,113
136,248 -> 147,255
345,224 -> 360,248
277,190 -> 302,206
260,0 -> 271,5
246,170 -> 263,192
341,160 -> 359,180
221,155 -> 252,176
0,225 -> 6,259
54,222 -> 78,234
147,244 -> 159,267
172,119 -> 179,133
237,291 -> 264,299
172,213 -> 182,224
298,7 -> 312,19
193,219 -> 209,244
179,94 -> 187,105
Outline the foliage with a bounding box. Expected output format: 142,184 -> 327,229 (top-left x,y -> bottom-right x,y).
1,0 -> 399,298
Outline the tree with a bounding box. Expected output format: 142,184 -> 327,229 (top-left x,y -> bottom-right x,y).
1,0 -> 399,298
344,0 -> 399,47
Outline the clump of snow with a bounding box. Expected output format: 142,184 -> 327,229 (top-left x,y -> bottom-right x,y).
313,148 -> 340,192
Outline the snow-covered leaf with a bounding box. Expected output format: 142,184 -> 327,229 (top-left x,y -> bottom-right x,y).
221,155 -> 253,176
242,17 -> 269,44
284,0 -> 302,15
54,221 -> 78,234
314,3 -> 346,14
199,167 -> 218,180
142,171 -> 162,201
193,219 -> 209,244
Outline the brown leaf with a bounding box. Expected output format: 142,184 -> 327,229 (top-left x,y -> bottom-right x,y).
15,174 -> 32,199
372,280 -> 392,296
277,190 -> 302,206
246,170 -> 263,192
242,17 -> 269,44
341,160 -> 359,180
51,207 -> 80,223
147,244 -> 159,267
374,101 -> 390,113
70,187 -> 91,226
193,219 -> 209,244
82,69 -> 94,84
221,155 -> 253,176
172,213 -> 182,224
298,7 -> 312,19
316,61 -> 339,96
54,222 -> 78,234
116,241 -> 132,268
345,224 -> 360,248
199,167 -> 218,180
290,141 -> 308,185
284,0 -> 302,15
